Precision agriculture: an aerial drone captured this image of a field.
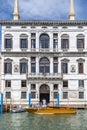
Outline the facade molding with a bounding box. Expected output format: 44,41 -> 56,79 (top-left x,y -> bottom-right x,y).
1,20 -> 87,26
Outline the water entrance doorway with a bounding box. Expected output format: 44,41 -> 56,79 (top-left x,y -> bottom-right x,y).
39,84 -> 50,104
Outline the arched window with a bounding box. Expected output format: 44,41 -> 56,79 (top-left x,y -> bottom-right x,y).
20,58 -> 28,74
4,58 -> 13,74
61,59 -> 69,74
4,34 -> 13,49
77,58 -> 85,74
39,57 -> 50,73
39,34 -> 49,48
61,34 -> 69,49
20,34 -> 28,49
77,34 -> 84,49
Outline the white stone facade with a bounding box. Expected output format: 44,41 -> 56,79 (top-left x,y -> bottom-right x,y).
0,21 -> 87,106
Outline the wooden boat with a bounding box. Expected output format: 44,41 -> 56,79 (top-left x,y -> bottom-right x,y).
26,106 -> 76,114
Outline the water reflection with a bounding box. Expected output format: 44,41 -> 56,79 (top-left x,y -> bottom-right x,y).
0,110 -> 87,130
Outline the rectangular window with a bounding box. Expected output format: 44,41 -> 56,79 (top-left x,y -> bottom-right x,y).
5,92 -> 11,99
4,63 -> 12,74
53,57 -> 58,73
31,33 -> 36,48
21,80 -> 26,87
31,57 -> 36,73
61,39 -> 69,49
31,63 -> 36,73
78,63 -> 83,73
53,33 -> 58,49
31,84 -> 36,90
31,39 -> 36,48
63,81 -> 68,88
20,39 -> 27,48
31,92 -> 36,99
62,63 -> 68,73
21,92 -> 26,99
53,63 -> 58,73
53,84 -> 58,90
77,39 -> 84,49
79,92 -> 84,99
5,80 -> 11,87
63,92 -> 68,99
79,80 -> 84,88
5,39 -> 12,48
54,92 -> 57,99
20,63 -> 27,73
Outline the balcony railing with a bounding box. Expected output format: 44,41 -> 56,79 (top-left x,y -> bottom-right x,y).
30,48 -> 59,52
27,73 -> 62,79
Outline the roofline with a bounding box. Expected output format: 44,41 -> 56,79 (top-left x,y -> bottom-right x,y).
0,20 -> 87,26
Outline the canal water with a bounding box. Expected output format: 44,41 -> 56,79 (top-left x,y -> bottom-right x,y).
0,110 -> 87,130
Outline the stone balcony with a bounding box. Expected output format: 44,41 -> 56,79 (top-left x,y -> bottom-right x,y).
27,73 -> 62,80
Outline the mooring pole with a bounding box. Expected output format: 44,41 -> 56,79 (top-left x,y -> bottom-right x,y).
28,93 -> 31,107
0,93 -> 3,114
57,93 -> 60,107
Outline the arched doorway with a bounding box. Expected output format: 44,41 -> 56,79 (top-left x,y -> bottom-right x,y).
39,84 -> 50,104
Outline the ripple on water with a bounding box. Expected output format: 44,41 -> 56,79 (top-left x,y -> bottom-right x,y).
0,110 -> 87,130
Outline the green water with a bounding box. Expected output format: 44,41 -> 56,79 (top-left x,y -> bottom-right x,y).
0,110 -> 87,130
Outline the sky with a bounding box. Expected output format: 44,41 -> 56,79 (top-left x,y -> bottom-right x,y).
0,0 -> 87,49
0,0 -> 87,20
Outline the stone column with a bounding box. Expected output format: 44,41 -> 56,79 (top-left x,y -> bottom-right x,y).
50,84 -> 54,104
36,57 -> 39,74
36,83 -> 39,103
50,57 -> 53,73
36,32 -> 39,51
28,57 -> 31,74
49,32 -> 53,52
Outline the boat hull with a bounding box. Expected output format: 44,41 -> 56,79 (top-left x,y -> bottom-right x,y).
9,108 -> 26,113
26,107 -> 76,114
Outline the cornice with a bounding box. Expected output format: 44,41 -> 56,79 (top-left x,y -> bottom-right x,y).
0,20 -> 87,26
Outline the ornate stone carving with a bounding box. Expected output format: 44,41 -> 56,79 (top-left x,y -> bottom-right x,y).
14,64 -> 19,72
70,65 -> 76,72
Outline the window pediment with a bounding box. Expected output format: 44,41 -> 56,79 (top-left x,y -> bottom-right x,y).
77,58 -> 85,62
61,58 -> 69,62
4,58 -> 13,62
20,58 -> 28,62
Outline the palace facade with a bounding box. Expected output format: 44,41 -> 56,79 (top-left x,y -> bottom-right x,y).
0,0 -> 87,106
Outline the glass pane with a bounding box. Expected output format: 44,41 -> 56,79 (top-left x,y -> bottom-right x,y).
53,63 -> 58,73
54,92 -> 57,99
79,80 -> 84,88
53,39 -> 58,48
31,63 -> 36,73
40,34 -> 49,48
79,92 -> 84,99
21,92 -> 26,99
63,92 -> 68,99
21,80 -> 26,87
5,39 -> 12,48
21,39 -> 27,48
31,39 -> 36,48
5,80 -> 11,87
62,63 -> 67,73
5,63 -> 12,74
31,92 -> 36,99
77,39 -> 84,48
6,92 -> 11,99
61,39 -> 69,49
20,63 -> 27,73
